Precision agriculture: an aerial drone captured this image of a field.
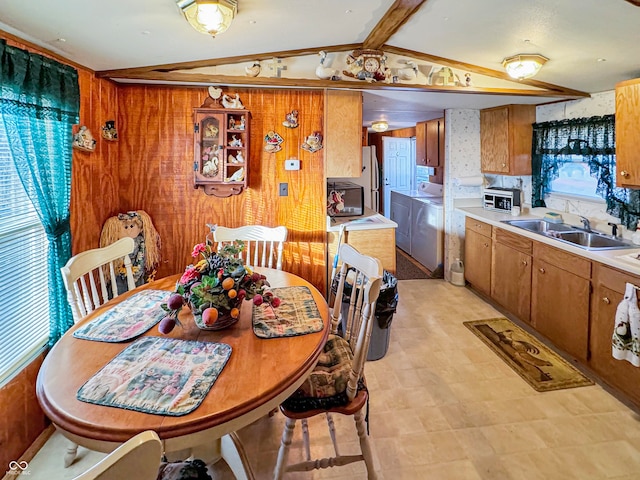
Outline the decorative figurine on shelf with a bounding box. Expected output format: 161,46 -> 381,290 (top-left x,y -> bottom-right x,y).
99,211 -> 161,293
282,110 -> 299,128
221,93 -> 244,109
235,151 -> 245,163
396,60 -> 419,82
301,131 -> 323,153
228,117 -> 236,129
225,167 -> 245,183
227,154 -> 236,163
427,66 -> 461,86
101,120 -> 118,141
237,116 -> 246,130
245,61 -> 261,77
343,49 -> 387,82
264,131 -> 283,152
229,135 -> 243,147
204,123 -> 219,138
72,126 -> 96,152
315,51 -> 340,80
464,72 -> 473,87
201,145 -> 220,177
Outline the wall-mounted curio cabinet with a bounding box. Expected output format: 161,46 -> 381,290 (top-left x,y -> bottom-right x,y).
193,107 -> 250,197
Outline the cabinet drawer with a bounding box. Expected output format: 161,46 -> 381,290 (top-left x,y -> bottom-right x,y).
465,217 -> 492,237
533,242 -> 591,279
494,228 -> 532,255
593,262 -> 640,293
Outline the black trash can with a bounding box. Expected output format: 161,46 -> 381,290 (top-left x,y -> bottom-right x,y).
367,270 -> 398,360
331,269 -> 398,361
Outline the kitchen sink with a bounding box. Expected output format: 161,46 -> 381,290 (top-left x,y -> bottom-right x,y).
500,219 -> 637,250
553,231 -> 636,250
501,219 -> 579,234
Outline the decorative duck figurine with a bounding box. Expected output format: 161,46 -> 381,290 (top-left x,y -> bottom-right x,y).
315,51 -> 339,80
222,93 -> 244,109
396,60 -> 419,81
245,61 -> 261,77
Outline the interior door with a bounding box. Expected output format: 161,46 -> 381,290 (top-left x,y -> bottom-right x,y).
382,137 -> 413,217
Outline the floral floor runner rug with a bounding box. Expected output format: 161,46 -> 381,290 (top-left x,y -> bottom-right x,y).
77,336 -> 232,416
252,286 -> 323,338
73,289 -> 170,342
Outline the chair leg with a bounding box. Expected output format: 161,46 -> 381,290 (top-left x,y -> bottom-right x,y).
354,409 -> 377,480
326,413 -> 340,456
64,440 -> 78,467
301,419 -> 311,461
273,417 -> 296,480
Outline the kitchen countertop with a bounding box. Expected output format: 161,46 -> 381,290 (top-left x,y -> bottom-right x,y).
327,208 -> 397,232
458,206 -> 640,277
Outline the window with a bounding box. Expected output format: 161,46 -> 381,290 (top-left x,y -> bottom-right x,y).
549,155 -> 602,201
0,127 -> 49,385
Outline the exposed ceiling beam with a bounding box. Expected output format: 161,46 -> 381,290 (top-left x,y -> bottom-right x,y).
108,71 -> 586,99
383,45 -> 590,97
96,44 -> 361,78
363,0 -> 428,50
624,0 -> 640,6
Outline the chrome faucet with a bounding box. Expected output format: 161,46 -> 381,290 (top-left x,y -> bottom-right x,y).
579,215 -> 592,232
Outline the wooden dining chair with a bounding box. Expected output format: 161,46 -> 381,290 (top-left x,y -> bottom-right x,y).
60,237 -> 136,324
211,225 -> 288,270
72,431 -> 162,480
59,237 -> 136,468
273,243 -> 383,479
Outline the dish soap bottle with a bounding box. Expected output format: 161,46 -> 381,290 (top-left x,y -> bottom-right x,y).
633,227 -> 640,245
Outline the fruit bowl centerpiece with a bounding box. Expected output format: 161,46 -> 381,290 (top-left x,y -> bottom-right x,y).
159,241 -> 278,332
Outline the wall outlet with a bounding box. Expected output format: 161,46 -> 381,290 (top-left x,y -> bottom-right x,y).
285,159 -> 300,171
279,183 -> 288,196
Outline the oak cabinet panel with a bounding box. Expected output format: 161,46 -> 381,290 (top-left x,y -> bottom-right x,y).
325,90 -> 363,177
531,254 -> 590,362
589,263 -> 640,406
464,218 -> 492,296
491,230 -> 532,322
615,78 -> 640,187
480,104 -> 535,175
415,118 -> 443,167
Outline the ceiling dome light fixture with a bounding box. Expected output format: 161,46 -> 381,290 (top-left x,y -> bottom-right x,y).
502,53 -> 548,80
177,0 -> 238,37
371,121 -> 389,133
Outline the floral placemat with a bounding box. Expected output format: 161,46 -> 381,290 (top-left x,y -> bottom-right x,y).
252,286 -> 324,338
77,336 -> 232,416
73,290 -> 169,342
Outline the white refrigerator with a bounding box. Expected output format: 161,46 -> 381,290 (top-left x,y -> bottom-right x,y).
328,146 -> 380,212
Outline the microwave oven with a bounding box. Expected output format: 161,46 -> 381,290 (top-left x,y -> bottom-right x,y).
327,181 -> 364,217
483,187 -> 522,212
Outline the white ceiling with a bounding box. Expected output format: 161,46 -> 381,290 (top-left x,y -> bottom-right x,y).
1,0 -> 639,129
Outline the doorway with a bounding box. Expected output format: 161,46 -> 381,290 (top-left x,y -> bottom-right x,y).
382,136 -> 414,218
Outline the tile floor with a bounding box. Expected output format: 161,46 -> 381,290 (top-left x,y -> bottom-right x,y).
25,280 -> 640,479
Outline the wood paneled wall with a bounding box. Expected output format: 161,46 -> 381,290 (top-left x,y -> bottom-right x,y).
114,86 -> 327,291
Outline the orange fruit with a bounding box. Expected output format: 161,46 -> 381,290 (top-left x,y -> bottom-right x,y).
228,288 -> 237,298
230,307 -> 240,318
203,307 -> 219,326
221,277 -> 235,290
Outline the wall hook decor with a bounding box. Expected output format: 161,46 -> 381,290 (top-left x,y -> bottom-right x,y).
72,126 -> 96,152
101,120 -> 118,141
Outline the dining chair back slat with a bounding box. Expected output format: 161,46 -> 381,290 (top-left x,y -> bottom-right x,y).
61,237 -> 136,324
211,225 -> 288,270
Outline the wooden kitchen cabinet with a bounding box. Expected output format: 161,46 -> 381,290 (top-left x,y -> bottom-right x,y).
193,107 -> 250,197
415,118 -> 443,167
589,263 -> 640,406
480,104 -> 535,175
491,228 -> 532,323
531,243 -> 591,361
325,90 -> 363,177
615,78 -> 640,187
464,218 -> 492,296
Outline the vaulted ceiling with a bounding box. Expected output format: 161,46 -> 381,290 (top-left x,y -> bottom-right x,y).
1,0 -> 639,128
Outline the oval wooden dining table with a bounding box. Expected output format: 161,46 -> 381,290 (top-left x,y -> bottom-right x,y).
36,268 -> 330,479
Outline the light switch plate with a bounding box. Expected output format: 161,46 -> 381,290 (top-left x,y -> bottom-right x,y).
285,159 -> 300,171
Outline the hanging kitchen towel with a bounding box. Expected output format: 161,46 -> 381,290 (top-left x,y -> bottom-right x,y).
612,283 -> 640,367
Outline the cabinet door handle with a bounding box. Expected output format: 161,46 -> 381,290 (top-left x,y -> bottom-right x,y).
522,260 -> 528,266
483,243 -> 489,248
501,163 -> 506,167
539,267 -> 545,274
620,170 -> 629,177
602,297 -> 611,304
